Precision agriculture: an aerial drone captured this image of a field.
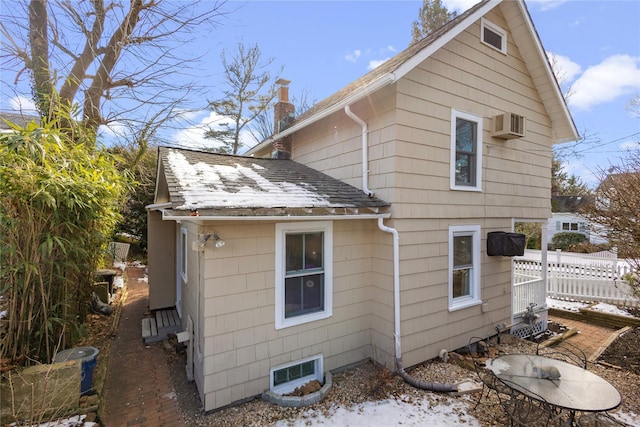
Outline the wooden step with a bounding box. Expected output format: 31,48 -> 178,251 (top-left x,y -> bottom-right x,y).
142,309 -> 182,343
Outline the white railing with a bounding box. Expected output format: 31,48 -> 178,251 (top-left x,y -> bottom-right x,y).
513,276 -> 546,315
513,252 -> 639,308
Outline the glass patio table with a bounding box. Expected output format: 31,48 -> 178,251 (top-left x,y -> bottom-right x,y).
489,354 -> 621,423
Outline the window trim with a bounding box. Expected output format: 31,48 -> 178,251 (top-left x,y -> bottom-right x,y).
481,18 -> 507,54
450,109 -> 483,192
448,225 -> 482,311
270,354 -> 324,395
179,225 -> 188,282
275,221 -> 333,329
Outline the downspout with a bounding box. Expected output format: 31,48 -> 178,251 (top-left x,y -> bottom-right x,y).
346,85 -> 455,391
344,105 -> 374,198
377,221 -> 457,393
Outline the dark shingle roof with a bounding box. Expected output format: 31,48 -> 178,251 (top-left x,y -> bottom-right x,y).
158,147 -> 389,216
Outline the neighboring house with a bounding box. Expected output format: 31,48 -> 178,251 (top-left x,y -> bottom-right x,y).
547,214 -> 609,247
147,0 -> 577,411
546,196 -> 608,246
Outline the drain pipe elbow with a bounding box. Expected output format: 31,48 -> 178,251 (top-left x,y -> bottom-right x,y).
378,218 -> 458,393
396,358 -> 458,393
345,104 -> 374,198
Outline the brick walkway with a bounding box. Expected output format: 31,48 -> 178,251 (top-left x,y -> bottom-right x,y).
101,267 -> 184,427
548,315 -> 620,361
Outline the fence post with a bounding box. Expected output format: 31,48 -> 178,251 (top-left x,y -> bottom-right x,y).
541,227 -> 548,301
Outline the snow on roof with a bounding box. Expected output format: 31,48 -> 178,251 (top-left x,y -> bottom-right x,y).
160,148 -> 389,212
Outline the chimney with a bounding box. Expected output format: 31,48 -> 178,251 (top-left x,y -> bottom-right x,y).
272,78 -> 294,159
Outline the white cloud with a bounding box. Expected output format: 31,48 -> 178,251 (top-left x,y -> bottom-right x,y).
345,50 -> 361,63
562,159 -> 599,187
569,55 -> 640,110
527,0 -> 569,12
547,52 -> 581,85
99,120 -> 127,139
620,141 -> 640,151
8,95 -> 37,113
346,46 -> 394,69
368,58 -> 390,70
443,0 -> 479,12
172,111 -> 225,150
171,111 -> 254,152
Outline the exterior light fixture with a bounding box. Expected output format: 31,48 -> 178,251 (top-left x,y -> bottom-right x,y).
213,234 -> 225,248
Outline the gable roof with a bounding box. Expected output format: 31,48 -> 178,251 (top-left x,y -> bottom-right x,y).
246,0 -> 577,156
552,195 -> 591,213
151,147 -> 390,219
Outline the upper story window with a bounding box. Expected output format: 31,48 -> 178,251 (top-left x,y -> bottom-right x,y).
481,18 -> 507,54
451,109 -> 483,191
275,221 -> 333,329
449,225 -> 482,311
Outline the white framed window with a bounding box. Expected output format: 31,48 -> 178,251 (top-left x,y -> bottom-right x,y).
270,354 -> 324,395
275,221 -> 333,329
448,225 -> 482,311
481,18 -> 507,54
450,109 -> 483,191
179,226 -> 188,282
558,221 -> 586,232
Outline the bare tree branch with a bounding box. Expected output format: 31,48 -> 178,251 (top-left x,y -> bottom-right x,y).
2,0 -> 229,141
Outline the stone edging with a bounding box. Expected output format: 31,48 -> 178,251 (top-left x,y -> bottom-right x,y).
261,372 -> 332,407
549,306 -> 640,329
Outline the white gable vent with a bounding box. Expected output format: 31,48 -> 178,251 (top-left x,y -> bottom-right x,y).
493,112 -> 525,139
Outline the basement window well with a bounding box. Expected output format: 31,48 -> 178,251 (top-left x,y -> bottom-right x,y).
270,355 -> 324,395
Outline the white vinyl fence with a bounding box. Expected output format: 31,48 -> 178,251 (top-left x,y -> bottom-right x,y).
514,250 -> 639,308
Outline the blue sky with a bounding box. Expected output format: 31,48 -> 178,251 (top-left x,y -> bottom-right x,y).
2,0 -> 639,187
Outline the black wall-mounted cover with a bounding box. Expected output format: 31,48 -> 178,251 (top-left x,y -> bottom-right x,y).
487,232 -> 526,256
487,231 -> 506,256
504,233 -> 526,256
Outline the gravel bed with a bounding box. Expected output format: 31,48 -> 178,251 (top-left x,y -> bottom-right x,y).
164,334 -> 640,426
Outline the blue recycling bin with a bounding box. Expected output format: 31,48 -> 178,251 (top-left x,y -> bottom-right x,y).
54,347 -> 99,395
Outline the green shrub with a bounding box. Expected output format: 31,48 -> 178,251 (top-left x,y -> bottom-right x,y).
551,232 -> 588,251
0,115 -> 129,365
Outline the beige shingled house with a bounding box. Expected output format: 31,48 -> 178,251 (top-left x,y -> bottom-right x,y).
147,0 -> 577,411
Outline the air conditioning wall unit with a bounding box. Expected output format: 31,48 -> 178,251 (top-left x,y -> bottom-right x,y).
492,112 -> 525,139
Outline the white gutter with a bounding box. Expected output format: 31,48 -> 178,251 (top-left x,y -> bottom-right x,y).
160,210 -> 390,222
344,105 -> 374,198
245,74 -> 397,156
145,202 -> 173,211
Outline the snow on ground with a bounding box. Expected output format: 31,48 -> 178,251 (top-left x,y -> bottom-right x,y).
547,298 -> 635,317
10,414 -> 97,427
274,395 -> 481,427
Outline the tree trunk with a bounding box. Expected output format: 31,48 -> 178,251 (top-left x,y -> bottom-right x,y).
29,0 -> 53,115
83,0 -> 144,132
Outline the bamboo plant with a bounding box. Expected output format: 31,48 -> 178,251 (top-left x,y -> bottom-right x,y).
0,113 -> 129,365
